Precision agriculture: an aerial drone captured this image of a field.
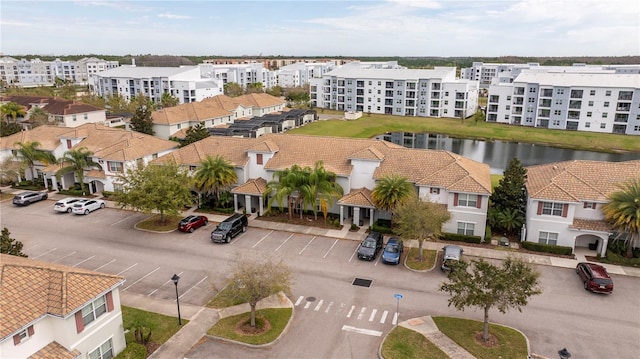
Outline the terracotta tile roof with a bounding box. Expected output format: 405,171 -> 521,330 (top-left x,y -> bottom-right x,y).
338,187 -> 375,207
349,146 -> 385,161
154,136 -> 261,167
0,95 -> 104,115
0,254 -> 124,340
232,178 -> 267,195
85,169 -> 106,179
570,218 -> 612,232
525,160 -> 640,201
151,102 -> 232,125
248,139 -> 279,152
201,94 -> 246,111
28,341 -> 81,359
0,125 -> 71,152
235,93 -> 286,108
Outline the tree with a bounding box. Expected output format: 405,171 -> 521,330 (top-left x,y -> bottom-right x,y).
130,104 -> 155,135
117,161 -> 193,224
181,122 -> 209,147
128,94 -> 156,114
224,82 -> 243,97
489,158 -> 527,236
57,84 -> 77,100
193,155 -> 237,207
13,141 -> 56,185
439,257 -> 542,342
299,161 -> 343,220
602,178 -> 640,258
394,195 -> 451,261
28,107 -> 50,128
220,255 -> 292,327
56,147 -> 101,194
474,110 -> 486,124
245,82 -> 264,94
265,164 -> 306,220
0,120 -> 22,137
1,227 -> 27,257
106,93 -> 130,114
372,174 -> 414,224
1,102 -> 26,123
78,94 -> 106,109
0,157 -> 23,184
266,85 -> 283,97
160,92 -> 179,108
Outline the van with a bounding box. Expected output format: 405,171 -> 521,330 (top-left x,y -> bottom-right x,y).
211,213 -> 248,243
441,245 -> 463,271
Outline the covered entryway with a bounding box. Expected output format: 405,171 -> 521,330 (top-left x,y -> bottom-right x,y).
231,178 -> 267,215
569,219 -> 612,257
337,188 -> 376,228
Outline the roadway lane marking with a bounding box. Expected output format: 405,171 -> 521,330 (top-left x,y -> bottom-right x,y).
341,325 -> 382,337
348,246 -> 359,262
314,299 -> 324,311
323,239 -> 339,258
252,230 -> 273,248
304,301 -> 312,309
346,305 -> 355,318
73,255 -> 95,267
357,307 -> 366,320
124,267 -> 160,291
116,263 -> 138,275
148,271 -> 184,296
178,276 -> 209,300
380,311 -> 388,324
275,233 -> 294,251
325,301 -> 334,313
52,251 -> 77,263
298,236 -> 316,255
294,296 -> 304,306
32,248 -> 57,259
369,309 -> 377,322
94,259 -> 116,271
392,312 -> 398,325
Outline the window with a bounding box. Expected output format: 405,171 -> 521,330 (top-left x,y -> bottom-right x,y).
539,201 -> 565,216
555,99 -> 563,105
584,202 -> 597,209
108,161 -> 123,173
13,326 -> 34,345
82,295 -> 107,327
602,112 -> 608,118
528,97 -> 535,103
529,87 -> 536,93
604,101 -> 609,107
587,112 -> 592,117
538,231 -> 558,245
456,193 -> 479,207
557,89 -> 564,95
176,124 -> 181,129
256,153 -> 263,165
588,101 -> 594,106
89,339 -> 113,359
605,90 -> 611,96
590,90 -> 596,96
552,120 -> 560,126
430,188 -> 440,195
72,115 -> 77,121
554,110 -> 561,115
457,222 -> 475,236
84,113 -> 88,120
600,123 -> 606,129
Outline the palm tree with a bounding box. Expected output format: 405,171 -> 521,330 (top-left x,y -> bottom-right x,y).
265,165 -> 305,220
299,161 -> 343,220
1,102 -> 26,123
372,174 -> 415,224
193,155 -> 237,207
602,178 -> 640,258
28,107 -> 50,128
13,141 -> 56,185
56,147 -> 101,194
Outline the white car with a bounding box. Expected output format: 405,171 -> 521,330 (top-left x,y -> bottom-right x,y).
53,198 -> 86,213
72,199 -> 106,215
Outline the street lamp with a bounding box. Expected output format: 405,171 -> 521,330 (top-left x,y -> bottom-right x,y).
393,293 -> 403,330
558,348 -> 571,359
171,274 -> 182,325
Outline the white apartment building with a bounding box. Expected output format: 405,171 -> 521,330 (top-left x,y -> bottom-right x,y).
276,61 -> 339,88
310,67 -> 479,118
90,65 -> 224,105
0,57 -> 118,86
486,71 -> 640,135
198,63 -> 277,90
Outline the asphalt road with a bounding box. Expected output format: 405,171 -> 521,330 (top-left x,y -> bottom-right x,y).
1,200 -> 639,359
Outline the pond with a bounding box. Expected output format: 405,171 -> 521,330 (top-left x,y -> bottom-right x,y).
374,132 -> 640,174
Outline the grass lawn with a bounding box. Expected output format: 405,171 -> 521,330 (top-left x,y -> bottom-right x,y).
207,308 -> 292,345
405,247 -> 437,271
135,214 -> 183,231
206,285 -> 247,308
490,174 -> 503,189
291,112 -> 640,153
381,326 -> 448,359
432,316 -> 528,359
116,306 -> 187,359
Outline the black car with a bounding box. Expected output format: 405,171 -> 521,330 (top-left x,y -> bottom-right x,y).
211,213 -> 248,243
357,231 -> 384,261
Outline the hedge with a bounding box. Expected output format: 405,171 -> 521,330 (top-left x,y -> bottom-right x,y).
521,241 -> 573,255
440,232 -> 482,244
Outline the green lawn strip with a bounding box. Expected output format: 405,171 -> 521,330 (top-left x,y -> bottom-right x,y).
490,174 -> 503,189
405,247 -> 437,271
381,326 -> 449,359
432,316 -> 528,359
116,306 -> 186,359
206,285 -> 246,308
290,115 -> 640,153
207,308 -> 292,345
135,214 -> 182,231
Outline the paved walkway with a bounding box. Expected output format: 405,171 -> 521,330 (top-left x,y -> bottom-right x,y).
398,316 -> 476,359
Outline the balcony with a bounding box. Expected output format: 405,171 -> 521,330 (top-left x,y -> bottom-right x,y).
514,87 -> 525,95
618,92 -> 633,101
431,91 -> 440,98
514,98 -> 524,105
431,83 -> 441,90
539,99 -> 551,107
568,111 -> 580,120
616,103 -> 631,111
541,89 -> 553,97
569,100 -> 582,109
386,82 -> 394,89
456,93 -> 465,100
489,96 -> 499,103
488,105 -> 498,112
570,90 -> 583,99
615,114 -> 629,122
512,109 -> 523,115
385,91 -> 394,97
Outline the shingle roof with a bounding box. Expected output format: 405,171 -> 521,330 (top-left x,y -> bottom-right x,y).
570,218 -> 612,232
0,125 -> 72,151
28,341 -> 81,359
0,95 -> 104,116
338,187 -> 375,207
0,254 -> 124,340
525,160 -> 640,201
235,93 -> 285,108
232,178 -> 268,195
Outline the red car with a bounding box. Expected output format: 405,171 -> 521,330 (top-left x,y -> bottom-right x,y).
178,215 -> 208,233
576,262 -> 613,294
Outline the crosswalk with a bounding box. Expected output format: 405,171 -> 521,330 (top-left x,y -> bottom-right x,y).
294,295 -> 398,325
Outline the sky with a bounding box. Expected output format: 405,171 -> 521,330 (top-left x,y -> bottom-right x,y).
1,0 -> 639,57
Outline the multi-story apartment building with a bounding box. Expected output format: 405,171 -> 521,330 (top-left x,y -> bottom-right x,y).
486,71 -> 640,135
310,66 -> 478,119
203,57 -> 353,70
198,63 -> 277,90
0,57 -> 118,86
89,64 -> 224,105
276,61 -> 339,88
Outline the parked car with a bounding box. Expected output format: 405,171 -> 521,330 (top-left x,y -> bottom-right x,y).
72,199 -> 105,215
381,237 -> 404,265
12,191 -> 48,206
576,262 -> 614,294
211,213 -> 248,243
178,215 -> 209,233
54,198 -> 86,213
441,245 -> 464,271
357,231 -> 384,261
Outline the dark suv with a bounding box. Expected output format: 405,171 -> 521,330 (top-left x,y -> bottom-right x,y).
576,262 -> 613,294
357,231 -> 384,261
211,213 -> 248,243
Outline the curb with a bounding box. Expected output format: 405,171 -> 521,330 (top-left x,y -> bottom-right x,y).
403,246 -> 438,273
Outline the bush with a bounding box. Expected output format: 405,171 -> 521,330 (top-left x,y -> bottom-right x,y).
372,223 -> 394,235
350,224 -> 359,231
604,251 -> 640,267
440,232 -> 482,244
214,207 -> 235,214
520,241 -> 573,255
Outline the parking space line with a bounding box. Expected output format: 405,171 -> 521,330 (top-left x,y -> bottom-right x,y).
32,248 -> 57,259
325,301 -> 334,313
178,276 -> 208,300
323,239 -> 339,258
116,263 -> 138,275
111,216 -> 134,226
294,296 -> 304,306
298,236 -> 316,255
252,230 -> 273,248
304,301 -> 312,309
374,253 -> 382,266
124,267 -> 160,291
73,255 -> 96,267
357,307 -> 366,320
94,259 -> 116,271
380,311 -> 388,324
346,305 -> 355,318
314,299 -> 324,311
275,233 -> 294,251
392,312 -> 398,325
336,303 -> 345,316
148,271 -> 184,296
348,246 -> 359,262
369,309 -> 377,322
52,251 -> 77,263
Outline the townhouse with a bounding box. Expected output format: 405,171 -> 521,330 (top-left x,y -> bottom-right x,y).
0,253 -> 126,358
156,133 -> 492,240
486,71 -> 640,135
310,66 -> 478,119
524,160 -> 640,256
0,57 -> 118,87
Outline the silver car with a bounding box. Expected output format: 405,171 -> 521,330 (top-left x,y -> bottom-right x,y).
12,191 -> 48,206
54,197 -> 86,213
72,199 -> 106,215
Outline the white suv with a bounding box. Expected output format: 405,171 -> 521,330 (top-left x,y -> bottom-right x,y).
72,199 -> 106,215
54,198 -> 86,213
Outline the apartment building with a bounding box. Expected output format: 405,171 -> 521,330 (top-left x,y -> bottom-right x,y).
0,57 -> 118,86
486,71 -> 640,135
198,63 -> 277,90
203,57 -> 353,70
310,66 -> 478,119
276,61 -> 339,88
